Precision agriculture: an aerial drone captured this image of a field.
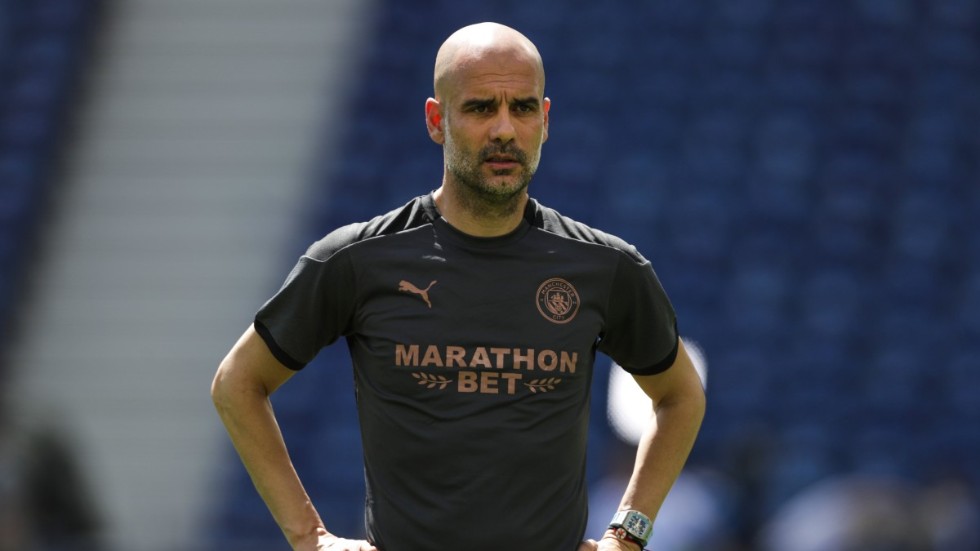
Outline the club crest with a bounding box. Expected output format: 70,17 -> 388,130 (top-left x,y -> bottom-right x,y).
536,278 -> 580,324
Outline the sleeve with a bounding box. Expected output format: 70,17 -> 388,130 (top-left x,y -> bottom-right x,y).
253,248 -> 357,370
597,251 -> 679,375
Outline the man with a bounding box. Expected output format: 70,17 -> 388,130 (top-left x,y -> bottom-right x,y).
212,22 -> 705,551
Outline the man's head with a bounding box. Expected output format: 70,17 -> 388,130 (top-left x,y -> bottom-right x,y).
425,23 -> 550,208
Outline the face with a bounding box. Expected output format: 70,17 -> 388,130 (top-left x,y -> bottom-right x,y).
427,49 -> 550,204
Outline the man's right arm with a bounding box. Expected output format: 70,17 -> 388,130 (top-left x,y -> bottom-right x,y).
211,325 -> 377,551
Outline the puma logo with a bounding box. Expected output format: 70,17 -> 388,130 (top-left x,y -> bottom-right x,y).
399,280 -> 437,308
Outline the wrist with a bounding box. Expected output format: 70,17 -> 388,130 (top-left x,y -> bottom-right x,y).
606,509 -> 652,550
602,530 -> 644,551
286,525 -> 330,550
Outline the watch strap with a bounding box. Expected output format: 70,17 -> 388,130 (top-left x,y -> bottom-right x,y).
608,509 -> 652,548
607,526 -> 646,550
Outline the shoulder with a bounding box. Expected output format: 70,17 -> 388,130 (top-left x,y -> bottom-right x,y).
305,195 -> 436,261
530,199 -> 648,265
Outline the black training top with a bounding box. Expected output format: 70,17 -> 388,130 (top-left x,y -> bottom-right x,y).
255,193 -> 678,551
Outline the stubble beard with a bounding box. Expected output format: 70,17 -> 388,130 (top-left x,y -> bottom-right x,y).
445,141 -> 539,220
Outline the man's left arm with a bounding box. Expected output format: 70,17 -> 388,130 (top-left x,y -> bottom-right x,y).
597,338 -> 706,551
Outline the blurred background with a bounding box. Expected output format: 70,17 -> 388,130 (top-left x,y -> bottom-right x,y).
1,0 -> 979,550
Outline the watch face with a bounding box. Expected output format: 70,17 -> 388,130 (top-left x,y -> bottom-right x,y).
611,510 -> 653,542
624,513 -> 650,536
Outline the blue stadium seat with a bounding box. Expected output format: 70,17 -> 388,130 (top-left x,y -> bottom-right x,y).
754,111 -> 818,183
698,69 -> 759,111
890,189 -> 954,262
772,0 -> 835,33
854,0 -> 915,27
923,27 -> 978,67
0,0 -> 102,358
29,0 -> 89,28
954,273 -> 980,340
599,155 -> 670,226
798,270 -> 865,340
0,2 -> 9,65
842,71 -> 906,112
704,345 -> 773,421
665,192 -> 733,263
940,347 -> 980,421
863,345 -> 926,414
647,0 -> 706,30
2,107 -> 56,147
852,423 -> 919,479
711,0 -> 774,28
632,69 -> 691,109
929,0 -> 979,27
632,30 -> 698,73
759,434 -> 839,516
722,265 -> 790,342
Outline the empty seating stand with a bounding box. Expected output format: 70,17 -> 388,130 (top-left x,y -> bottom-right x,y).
0,0 -> 103,356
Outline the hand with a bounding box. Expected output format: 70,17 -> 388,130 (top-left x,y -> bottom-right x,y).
595,536 -> 642,550
579,533 -> 645,551
308,534 -> 379,551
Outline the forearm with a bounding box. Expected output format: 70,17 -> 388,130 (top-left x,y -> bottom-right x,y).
617,383 -> 705,520
212,376 -> 326,549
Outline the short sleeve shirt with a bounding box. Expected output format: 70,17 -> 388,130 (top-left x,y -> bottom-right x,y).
255,194 -> 678,551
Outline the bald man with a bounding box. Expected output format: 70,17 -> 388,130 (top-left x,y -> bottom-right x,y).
212,22 -> 704,551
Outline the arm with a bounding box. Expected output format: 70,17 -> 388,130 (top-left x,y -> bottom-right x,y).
211,325 -> 377,551
600,339 -> 706,550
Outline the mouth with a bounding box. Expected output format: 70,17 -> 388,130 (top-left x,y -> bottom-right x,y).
483,154 -> 520,170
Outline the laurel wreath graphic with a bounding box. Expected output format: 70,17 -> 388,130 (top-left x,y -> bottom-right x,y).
412,372 -> 452,390
524,377 -> 562,393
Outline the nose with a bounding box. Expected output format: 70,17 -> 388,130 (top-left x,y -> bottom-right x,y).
488,110 -> 516,144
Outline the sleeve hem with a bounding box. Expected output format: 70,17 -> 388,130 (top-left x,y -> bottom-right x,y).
253,319 -> 306,371
618,323 -> 680,376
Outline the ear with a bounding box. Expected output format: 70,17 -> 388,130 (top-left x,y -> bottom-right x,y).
425,98 -> 445,144
541,97 -> 551,143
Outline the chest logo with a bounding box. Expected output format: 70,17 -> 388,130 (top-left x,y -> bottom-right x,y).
399,279 -> 437,308
536,277 -> 580,324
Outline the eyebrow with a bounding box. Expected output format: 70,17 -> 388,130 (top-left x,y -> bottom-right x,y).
460,96 -> 541,111
512,97 -> 540,110
461,98 -> 496,111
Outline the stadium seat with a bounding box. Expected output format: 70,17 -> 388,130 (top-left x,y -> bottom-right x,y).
0,0 -> 103,361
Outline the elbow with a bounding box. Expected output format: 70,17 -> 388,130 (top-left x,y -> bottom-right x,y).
683,374 -> 707,436
210,365 -> 228,411
211,354 -> 274,416
683,367 -> 707,420
692,382 -> 707,424
211,357 -> 237,412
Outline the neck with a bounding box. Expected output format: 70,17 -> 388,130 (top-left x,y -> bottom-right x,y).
432,183 -> 528,237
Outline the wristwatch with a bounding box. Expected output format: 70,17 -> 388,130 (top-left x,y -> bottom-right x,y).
608,509 -> 652,550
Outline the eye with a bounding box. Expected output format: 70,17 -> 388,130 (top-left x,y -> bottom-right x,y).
513,102 -> 538,114
463,101 -> 496,115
